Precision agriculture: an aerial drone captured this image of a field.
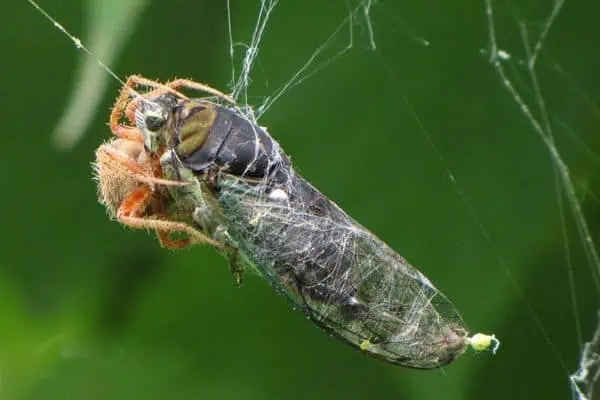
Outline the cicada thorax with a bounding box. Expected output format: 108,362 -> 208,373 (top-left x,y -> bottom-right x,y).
169,99 -> 287,181
142,95 -> 470,369
146,96 -> 283,223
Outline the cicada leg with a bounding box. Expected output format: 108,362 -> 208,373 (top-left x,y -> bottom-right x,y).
226,247 -> 244,287
210,225 -> 244,286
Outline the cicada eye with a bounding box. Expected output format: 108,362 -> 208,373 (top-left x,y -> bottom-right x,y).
145,115 -> 166,131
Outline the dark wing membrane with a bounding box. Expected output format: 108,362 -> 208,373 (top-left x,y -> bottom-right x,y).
216,168 -> 469,369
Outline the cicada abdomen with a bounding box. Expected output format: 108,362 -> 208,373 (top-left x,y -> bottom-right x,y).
216,168 -> 470,368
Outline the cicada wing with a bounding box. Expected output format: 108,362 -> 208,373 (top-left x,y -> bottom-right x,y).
217,171 -> 469,369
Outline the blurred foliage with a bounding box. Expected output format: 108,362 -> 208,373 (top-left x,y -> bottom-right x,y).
52,0 -> 148,149
2,0 -> 600,399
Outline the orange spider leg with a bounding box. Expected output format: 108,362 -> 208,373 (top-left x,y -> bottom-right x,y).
124,99 -> 139,125
156,222 -> 222,249
124,75 -> 190,99
156,230 -> 191,249
122,74 -> 234,107
109,77 -> 142,140
165,78 -> 235,104
109,75 -> 236,142
117,187 -> 220,249
118,75 -> 230,102
99,145 -> 190,187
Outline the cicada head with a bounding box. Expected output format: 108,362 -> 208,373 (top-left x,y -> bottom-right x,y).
135,95 -> 176,154
136,94 -> 218,159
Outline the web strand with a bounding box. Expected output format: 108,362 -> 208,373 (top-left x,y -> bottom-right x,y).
485,1 -> 600,398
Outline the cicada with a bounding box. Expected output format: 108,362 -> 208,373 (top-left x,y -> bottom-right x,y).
102,75 -> 496,369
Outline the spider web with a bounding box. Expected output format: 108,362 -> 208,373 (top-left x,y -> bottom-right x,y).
484,1 -> 600,399
225,0 -> 377,122
224,1 -> 600,397
27,0 -> 600,398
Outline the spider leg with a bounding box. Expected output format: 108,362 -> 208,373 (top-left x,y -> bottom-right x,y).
166,78 -> 235,104
109,74 -> 236,142
124,74 -> 235,104
98,145 -> 190,187
156,229 -> 191,249
108,77 -> 149,141
117,186 -> 220,249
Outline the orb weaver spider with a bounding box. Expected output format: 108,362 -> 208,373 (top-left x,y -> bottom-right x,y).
95,75 -> 233,250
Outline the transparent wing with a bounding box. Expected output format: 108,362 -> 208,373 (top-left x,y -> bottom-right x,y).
217,169 -> 469,369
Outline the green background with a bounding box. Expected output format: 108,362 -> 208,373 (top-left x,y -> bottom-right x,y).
2,0 -> 599,399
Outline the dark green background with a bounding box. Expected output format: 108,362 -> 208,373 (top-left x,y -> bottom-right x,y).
2,0 -> 599,399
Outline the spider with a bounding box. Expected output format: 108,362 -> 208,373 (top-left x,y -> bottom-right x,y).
95,75 -> 234,250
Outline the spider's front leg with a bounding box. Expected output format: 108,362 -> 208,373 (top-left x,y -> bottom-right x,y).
165,78 -> 235,104
108,74 -> 236,144
108,76 -> 148,142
